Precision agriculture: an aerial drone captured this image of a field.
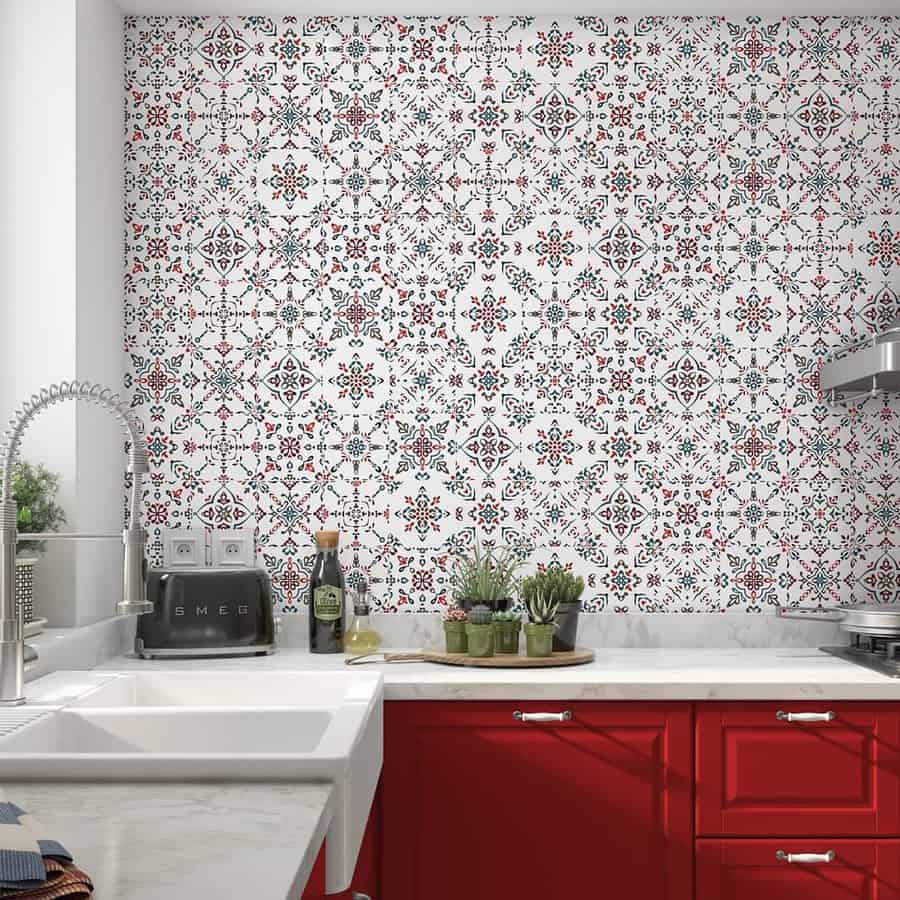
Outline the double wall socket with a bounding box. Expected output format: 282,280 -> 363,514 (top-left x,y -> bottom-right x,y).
161,529 -> 255,568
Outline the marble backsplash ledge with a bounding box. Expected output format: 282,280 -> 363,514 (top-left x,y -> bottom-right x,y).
279,612 -> 844,650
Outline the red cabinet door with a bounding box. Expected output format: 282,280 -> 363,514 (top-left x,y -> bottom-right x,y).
696,703 -> 900,836
300,842 -> 326,900
304,785 -> 381,900
383,701 -> 692,900
696,839 -> 900,900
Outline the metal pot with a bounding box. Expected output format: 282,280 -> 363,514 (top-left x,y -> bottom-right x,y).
777,603 -> 900,636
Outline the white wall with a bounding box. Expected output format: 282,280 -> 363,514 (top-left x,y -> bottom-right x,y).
0,0 -> 124,627
0,0 -> 79,623
74,0 -> 125,626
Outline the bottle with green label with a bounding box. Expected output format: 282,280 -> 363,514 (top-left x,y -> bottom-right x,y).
309,530 -> 346,654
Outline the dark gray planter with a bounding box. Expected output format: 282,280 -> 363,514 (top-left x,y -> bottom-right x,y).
553,599 -> 581,652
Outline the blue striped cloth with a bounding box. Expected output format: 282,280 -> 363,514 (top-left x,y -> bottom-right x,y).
0,800 -> 72,891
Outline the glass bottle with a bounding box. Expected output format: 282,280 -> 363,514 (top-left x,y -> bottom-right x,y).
309,530 -> 345,654
343,578 -> 381,655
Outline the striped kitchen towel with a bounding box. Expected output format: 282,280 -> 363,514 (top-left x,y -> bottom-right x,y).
0,858 -> 92,899
0,798 -> 73,893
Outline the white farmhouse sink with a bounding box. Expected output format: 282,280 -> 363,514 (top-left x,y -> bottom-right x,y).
1,670 -> 384,894
1,708 -> 333,755
68,670 -> 358,708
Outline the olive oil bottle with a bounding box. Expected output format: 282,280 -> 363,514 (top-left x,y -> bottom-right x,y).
309,530 -> 345,654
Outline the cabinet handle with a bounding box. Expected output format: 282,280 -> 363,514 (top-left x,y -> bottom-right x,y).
351,894 -> 372,900
775,710 -> 835,723
513,710 -> 572,723
775,850 -> 835,864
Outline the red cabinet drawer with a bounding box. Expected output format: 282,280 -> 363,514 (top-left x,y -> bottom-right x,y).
696,703 -> 900,836
697,839 -> 900,900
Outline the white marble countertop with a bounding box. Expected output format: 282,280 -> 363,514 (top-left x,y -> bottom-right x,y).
99,646 -> 900,700
2,781 -> 332,900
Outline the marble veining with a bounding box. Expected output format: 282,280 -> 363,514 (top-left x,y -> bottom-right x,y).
0,782 -> 333,900
278,611 -> 844,650
100,647 -> 900,700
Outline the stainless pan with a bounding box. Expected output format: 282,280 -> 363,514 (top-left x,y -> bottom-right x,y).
777,603 -> 900,636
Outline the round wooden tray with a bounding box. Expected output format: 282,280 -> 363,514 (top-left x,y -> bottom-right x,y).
419,647 -> 594,668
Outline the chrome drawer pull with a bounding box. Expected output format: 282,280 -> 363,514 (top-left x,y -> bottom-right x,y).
776,850 -> 835,865
513,710 -> 572,723
776,710 -> 835,723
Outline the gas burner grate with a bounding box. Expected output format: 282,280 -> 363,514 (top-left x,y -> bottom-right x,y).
822,640 -> 900,678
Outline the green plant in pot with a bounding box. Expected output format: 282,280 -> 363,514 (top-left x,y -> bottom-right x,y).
465,604 -> 495,658
442,606 -> 468,654
12,462 -> 66,627
520,576 -> 559,658
491,608 -> 521,654
13,462 -> 66,556
536,569 -> 585,652
450,542 -> 520,612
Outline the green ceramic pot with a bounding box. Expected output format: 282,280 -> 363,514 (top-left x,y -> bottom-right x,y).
492,620 -> 521,654
465,623 -> 495,658
444,620 -> 468,654
524,622 -> 555,658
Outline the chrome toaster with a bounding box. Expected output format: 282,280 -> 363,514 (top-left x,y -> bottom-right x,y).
135,568 -> 278,659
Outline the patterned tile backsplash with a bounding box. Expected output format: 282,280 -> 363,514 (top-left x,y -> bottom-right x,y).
124,16 -> 900,615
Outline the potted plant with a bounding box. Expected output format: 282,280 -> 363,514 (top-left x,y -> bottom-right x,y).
13,462 -> 66,627
465,604 -> 494,658
450,542 -> 521,612
544,570 -> 585,652
492,609 -> 521,654
442,606 -> 468,654
520,576 -> 559,658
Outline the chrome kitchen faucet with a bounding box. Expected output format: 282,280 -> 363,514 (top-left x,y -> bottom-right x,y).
0,382 -> 153,705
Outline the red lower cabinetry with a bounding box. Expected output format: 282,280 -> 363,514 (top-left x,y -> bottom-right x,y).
382,701 -> 693,900
300,785 -> 381,899
300,843 -> 326,900
696,839 -> 900,899
305,699 -> 900,898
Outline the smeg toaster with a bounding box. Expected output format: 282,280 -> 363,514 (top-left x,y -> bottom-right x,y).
135,567 -> 279,659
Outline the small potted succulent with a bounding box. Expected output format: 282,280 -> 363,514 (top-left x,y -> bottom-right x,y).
450,542 -> 521,612
465,604 -> 495,658
442,606 -> 468,654
491,608 -> 521,654
520,576 -> 559,658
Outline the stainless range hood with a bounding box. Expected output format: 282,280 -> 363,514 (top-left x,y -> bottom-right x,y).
820,317 -> 900,402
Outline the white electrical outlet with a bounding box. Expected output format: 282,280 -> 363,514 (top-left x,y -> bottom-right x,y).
162,528 -> 206,568
211,529 -> 255,568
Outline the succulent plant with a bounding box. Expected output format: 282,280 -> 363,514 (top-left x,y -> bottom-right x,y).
443,606 -> 468,623
533,569 -> 585,607
450,541 -> 522,610
519,576 -> 560,625
467,604 -> 493,625
491,609 -> 520,623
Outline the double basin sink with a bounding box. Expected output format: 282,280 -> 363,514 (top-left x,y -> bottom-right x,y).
0,670 -> 384,893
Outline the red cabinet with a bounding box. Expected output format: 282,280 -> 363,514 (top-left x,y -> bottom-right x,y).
696,839 -> 900,899
382,701 -> 693,900
300,843 -> 326,900
696,703 -> 900,836
300,786 -> 380,899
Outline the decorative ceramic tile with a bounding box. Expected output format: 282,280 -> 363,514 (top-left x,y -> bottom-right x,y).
126,15 -> 900,613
